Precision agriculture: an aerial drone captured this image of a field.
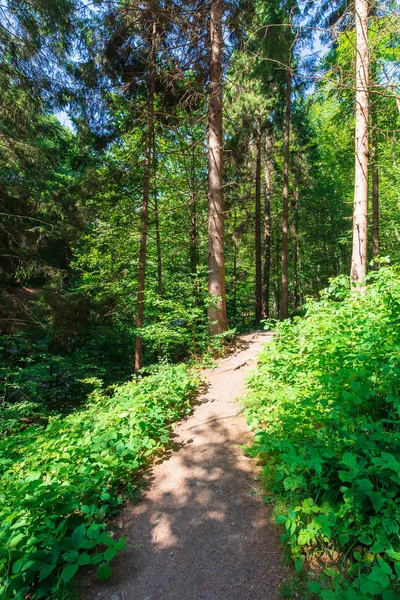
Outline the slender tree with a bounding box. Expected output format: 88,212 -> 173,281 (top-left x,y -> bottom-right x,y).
134,19 -> 157,372
371,88 -> 379,263
208,0 -> 228,334
153,127 -> 163,297
189,130 -> 200,277
350,0 -> 370,286
370,8 -> 379,264
262,123 -> 273,318
281,65 -> 292,319
293,152 -> 301,308
255,118 -> 262,324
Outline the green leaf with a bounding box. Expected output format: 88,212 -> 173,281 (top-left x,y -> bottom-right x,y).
61,563 -> 78,583
321,591 -> 338,600
25,471 -> 42,482
90,554 -> 104,565
367,566 -> 390,589
97,562 -> 111,581
377,557 -> 392,576
71,523 -> 86,547
386,549 -> 400,562
294,558 -> 303,573
114,538 -> 126,551
97,532 -> 115,547
308,581 -> 322,593
77,553 -> 91,566
9,533 -> 25,547
39,563 -> 57,581
87,523 -> 101,540
104,547 -> 117,562
275,514 -> 286,524
62,550 -> 79,563
12,559 -> 23,575
80,539 -> 96,550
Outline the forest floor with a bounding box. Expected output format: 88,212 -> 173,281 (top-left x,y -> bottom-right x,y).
82,331 -> 286,600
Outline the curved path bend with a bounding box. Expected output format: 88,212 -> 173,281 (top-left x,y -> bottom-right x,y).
83,331 -> 286,600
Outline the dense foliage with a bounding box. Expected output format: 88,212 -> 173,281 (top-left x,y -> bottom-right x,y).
246,264 -> 400,599
0,363 -> 198,599
1,0 -> 400,597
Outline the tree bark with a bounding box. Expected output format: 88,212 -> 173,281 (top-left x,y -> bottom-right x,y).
262,123 -> 273,319
189,141 -> 199,277
274,235 -> 280,316
293,154 -> 300,308
255,119 -> 262,325
134,20 -> 157,372
371,62 -> 379,264
350,0 -> 369,286
153,126 -> 163,297
281,67 -> 291,319
207,0 -> 228,334
233,206 -> 238,327
371,126 -> 379,262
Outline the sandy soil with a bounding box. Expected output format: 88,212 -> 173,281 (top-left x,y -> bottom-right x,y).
82,331 -> 286,600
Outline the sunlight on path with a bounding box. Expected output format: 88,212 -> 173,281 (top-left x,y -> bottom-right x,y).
82,332 -> 286,600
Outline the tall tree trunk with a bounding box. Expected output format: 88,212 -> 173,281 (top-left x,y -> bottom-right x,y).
189,142 -> 199,277
371,122 -> 379,262
208,0 -> 228,334
274,235 -> 280,316
233,206 -> 238,327
293,154 -> 300,308
262,123 -> 273,319
281,67 -> 291,319
350,0 -> 369,286
189,205 -> 198,276
371,61 -> 379,264
134,20 -> 156,372
255,119 -> 262,325
153,126 -> 163,297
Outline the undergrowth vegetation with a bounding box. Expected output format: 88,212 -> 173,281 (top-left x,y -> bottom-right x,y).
246,263 -> 400,599
0,363 -> 198,599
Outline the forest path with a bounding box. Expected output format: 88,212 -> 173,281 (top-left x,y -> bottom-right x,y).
83,331 -> 286,600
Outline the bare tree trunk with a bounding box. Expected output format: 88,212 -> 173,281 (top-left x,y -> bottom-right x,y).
233,206 -> 238,327
281,67 -> 291,319
371,63 -> 379,264
208,0 -> 228,334
274,235 -> 280,316
189,208 -> 198,276
262,124 -> 273,319
153,127 -> 163,297
189,142 -> 199,277
255,119 -> 262,325
134,20 -> 157,372
293,154 -> 300,308
371,131 -> 379,262
350,0 -> 369,286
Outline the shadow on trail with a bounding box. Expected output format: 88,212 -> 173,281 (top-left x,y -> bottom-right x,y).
82,332 -> 284,600
88,418 -> 283,600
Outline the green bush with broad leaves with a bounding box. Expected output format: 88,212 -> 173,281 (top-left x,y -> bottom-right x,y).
0,363 -> 198,599
245,263 -> 400,599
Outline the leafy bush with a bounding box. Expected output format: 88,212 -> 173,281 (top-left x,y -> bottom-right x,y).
0,326 -> 135,413
246,264 -> 400,599
0,363 -> 198,599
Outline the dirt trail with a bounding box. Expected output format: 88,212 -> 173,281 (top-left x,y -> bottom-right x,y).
83,331 -> 286,600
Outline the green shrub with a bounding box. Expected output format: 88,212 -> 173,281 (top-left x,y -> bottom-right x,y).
0,363 -> 198,599
0,326 -> 135,420
246,264 -> 400,599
